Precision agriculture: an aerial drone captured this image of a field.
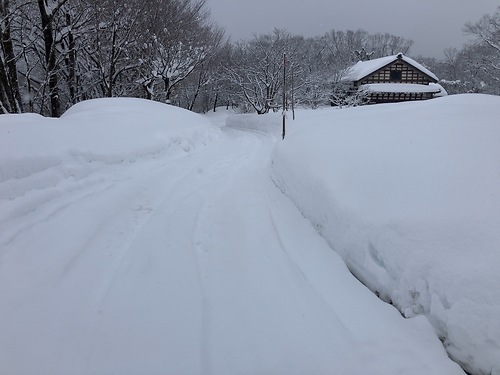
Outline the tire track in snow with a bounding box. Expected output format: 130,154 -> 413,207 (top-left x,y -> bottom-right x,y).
78,153 -> 240,370
188,132 -> 268,375
0,175 -> 113,254
80,132 -> 265,373
267,202 -> 353,337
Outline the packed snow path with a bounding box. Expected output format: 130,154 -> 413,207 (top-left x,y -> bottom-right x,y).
0,102 -> 462,375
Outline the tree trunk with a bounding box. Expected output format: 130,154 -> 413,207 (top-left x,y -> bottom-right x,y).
107,25 -> 117,98
188,71 -> 204,111
164,76 -> 171,103
0,56 -> 12,113
38,0 -> 61,117
0,0 -> 23,113
65,13 -> 77,104
213,91 -> 218,112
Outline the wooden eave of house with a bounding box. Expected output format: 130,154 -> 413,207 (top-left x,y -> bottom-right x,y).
342,53 -> 439,85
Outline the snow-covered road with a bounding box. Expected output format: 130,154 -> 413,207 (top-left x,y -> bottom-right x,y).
0,101 -> 464,374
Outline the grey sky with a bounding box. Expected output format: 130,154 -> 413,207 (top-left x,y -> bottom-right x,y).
205,0 -> 499,58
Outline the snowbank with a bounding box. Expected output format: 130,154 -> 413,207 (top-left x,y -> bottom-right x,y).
0,98 -> 465,375
1,97 -> 219,164
272,94 -> 500,375
0,98 -> 220,199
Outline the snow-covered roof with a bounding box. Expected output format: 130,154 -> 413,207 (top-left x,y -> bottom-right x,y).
342,53 -> 438,82
361,83 -> 443,94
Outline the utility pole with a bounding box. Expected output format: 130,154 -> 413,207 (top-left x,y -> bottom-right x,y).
291,63 -> 295,120
282,53 -> 286,140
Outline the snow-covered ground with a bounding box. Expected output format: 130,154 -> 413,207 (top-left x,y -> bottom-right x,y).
272,94 -> 500,375
0,95 -> 494,374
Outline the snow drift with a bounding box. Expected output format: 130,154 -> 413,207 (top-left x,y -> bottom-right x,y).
1,97 -> 220,166
272,94 -> 500,375
0,98 -> 464,374
0,98 -> 220,200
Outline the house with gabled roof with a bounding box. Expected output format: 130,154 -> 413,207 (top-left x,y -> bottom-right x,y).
341,53 -> 446,104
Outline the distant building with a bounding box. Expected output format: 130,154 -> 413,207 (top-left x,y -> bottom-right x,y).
341,53 -> 446,104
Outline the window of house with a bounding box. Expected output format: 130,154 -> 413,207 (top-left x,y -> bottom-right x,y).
390,70 -> 402,81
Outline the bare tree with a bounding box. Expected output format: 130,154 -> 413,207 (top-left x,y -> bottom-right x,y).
58,0 -> 94,105
83,0 -> 142,98
36,0 -> 70,117
368,33 -> 413,57
136,0 -> 223,103
2,2 -> 426,116
464,6 -> 500,93
465,6 -> 500,56
226,29 -> 303,114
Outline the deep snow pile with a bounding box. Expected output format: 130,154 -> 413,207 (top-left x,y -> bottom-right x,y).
272,94 -> 500,375
0,98 -> 220,204
0,99 -> 464,375
1,97 -> 220,168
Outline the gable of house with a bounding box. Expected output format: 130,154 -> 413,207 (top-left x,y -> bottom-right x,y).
358,58 -> 438,86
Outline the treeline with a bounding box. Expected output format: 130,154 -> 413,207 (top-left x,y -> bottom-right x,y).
418,7 -> 500,97
0,0 -> 223,116
1,1 -> 499,116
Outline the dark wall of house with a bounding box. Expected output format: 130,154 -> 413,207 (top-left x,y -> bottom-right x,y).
360,60 -> 435,86
368,92 -> 435,104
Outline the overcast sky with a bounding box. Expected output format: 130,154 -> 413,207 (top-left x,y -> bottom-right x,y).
205,0 -> 499,58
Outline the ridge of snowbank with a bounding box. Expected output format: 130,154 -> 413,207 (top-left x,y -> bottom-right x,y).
0,98 -> 220,201
271,94 -> 500,375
